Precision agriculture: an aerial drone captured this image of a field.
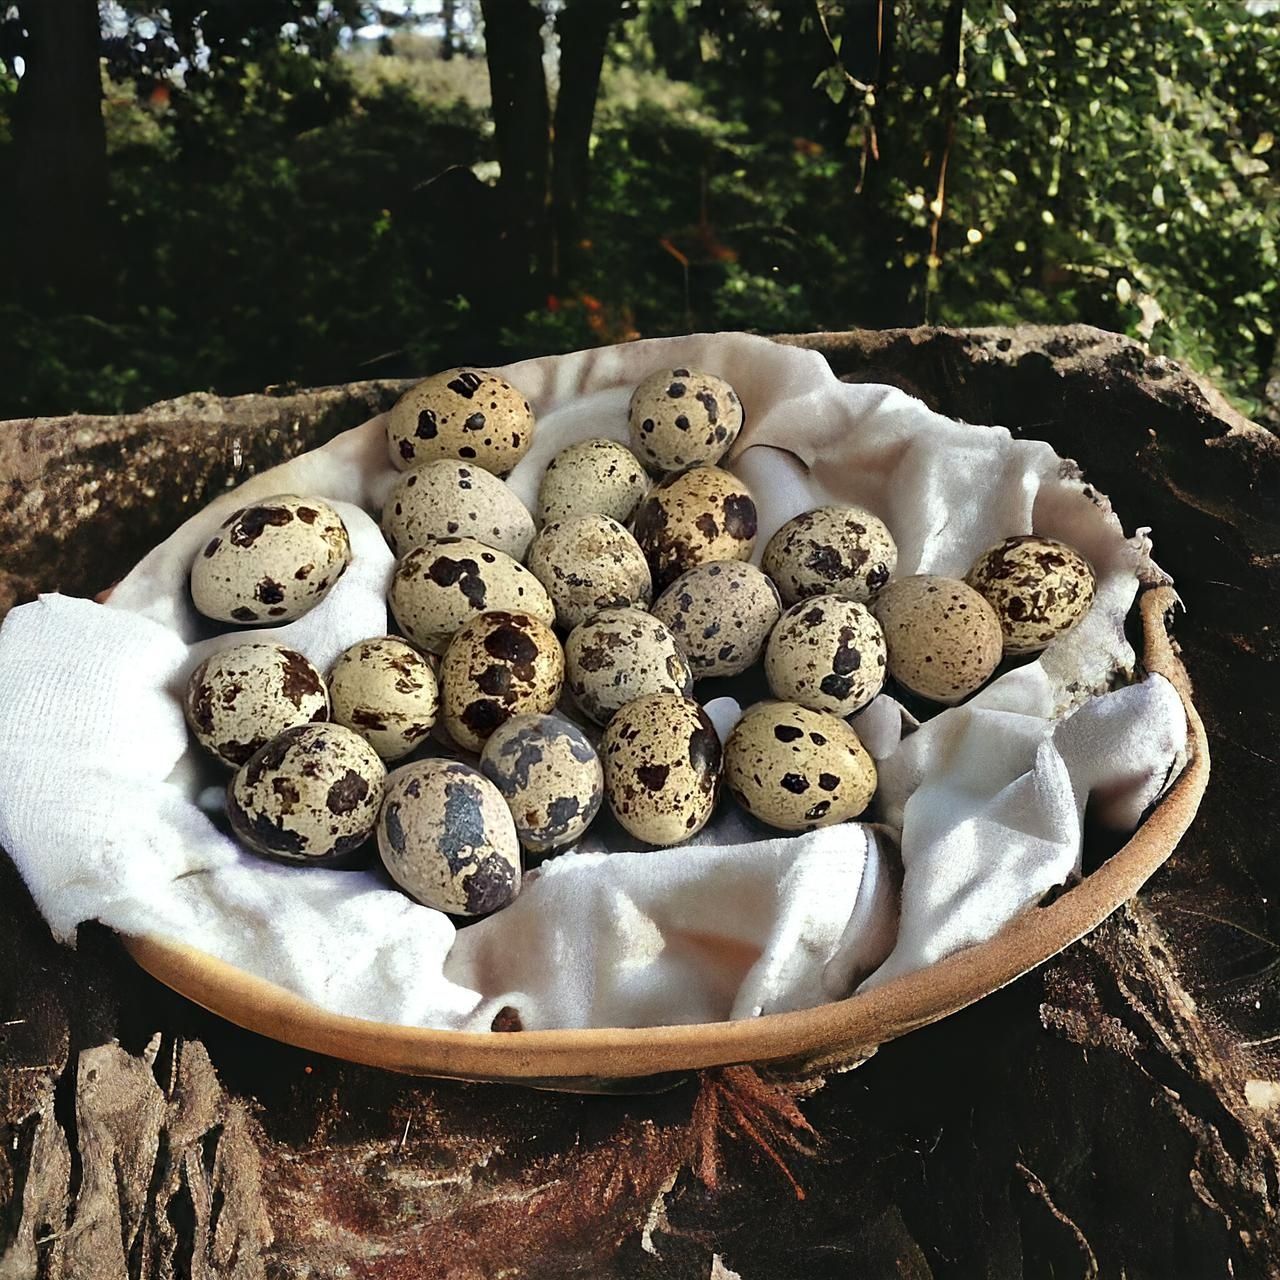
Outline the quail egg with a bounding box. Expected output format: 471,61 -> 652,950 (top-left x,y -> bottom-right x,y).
388,537 -> 555,655
652,561 -> 781,679
381,460 -> 535,561
872,575 -> 1003,704
440,610 -> 565,753
227,723 -> 386,864
378,760 -> 521,915
966,535 -> 1097,655
328,637 -> 439,762
724,701 -> 877,831
387,367 -> 534,476
764,595 -> 886,716
627,368 -> 744,474
536,438 -> 651,527
762,505 -> 898,606
184,642 -> 329,768
479,712 -> 604,855
191,495 -> 350,625
601,692 -> 722,846
525,514 -> 653,631
564,607 -> 694,726
632,465 -> 757,592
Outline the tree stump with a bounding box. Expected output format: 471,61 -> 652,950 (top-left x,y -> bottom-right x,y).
2,327 -> 1278,1279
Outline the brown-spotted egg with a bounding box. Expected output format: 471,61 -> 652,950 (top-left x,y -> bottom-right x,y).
628,367 -> 744,474
387,367 -> 534,476
564,607 -> 693,726
440,610 -> 564,753
536,438 -> 651,527
185,642 -> 329,768
631,465 -> 757,591
724,701 -> 877,831
601,692 -> 722,846
965,535 -> 1097,655
227,723 -> 386,864
381,460 -> 535,560
764,595 -> 886,716
872,575 -> 1003,703
525,514 -> 652,631
191,495 -> 350,625
652,561 -> 781,679
328,637 -> 439,762
388,537 -> 555,655
761,505 -> 897,606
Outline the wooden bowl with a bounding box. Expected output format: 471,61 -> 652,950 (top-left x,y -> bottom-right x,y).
120,586 -> 1208,1090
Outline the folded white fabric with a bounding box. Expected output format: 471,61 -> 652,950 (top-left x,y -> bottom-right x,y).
0,332 -> 1188,1032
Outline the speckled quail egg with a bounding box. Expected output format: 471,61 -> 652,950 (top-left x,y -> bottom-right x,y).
762,505 -> 898,606
228,723 -> 386,864
381,460 -> 535,561
191,495 -> 350,625
440,610 -> 564,753
525,514 -> 653,631
601,692 -> 722,846
184,642 -> 329,768
387,367 -> 534,476
872,575 -> 1003,704
564,608 -> 694,726
764,596 -> 886,716
378,760 -> 520,915
327,637 -> 439,762
536,438 -> 651,528
628,368 -> 744,475
388,537 -> 555,655
479,712 -> 604,854
965,535 -> 1097,656
631,466 -> 757,592
724,701 -> 877,831
652,561 -> 781,679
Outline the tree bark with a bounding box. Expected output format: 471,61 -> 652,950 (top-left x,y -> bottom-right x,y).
11,0 -> 109,308
480,0 -> 552,307
550,0 -> 621,284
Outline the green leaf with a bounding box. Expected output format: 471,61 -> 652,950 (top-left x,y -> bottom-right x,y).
1004,29 -> 1028,68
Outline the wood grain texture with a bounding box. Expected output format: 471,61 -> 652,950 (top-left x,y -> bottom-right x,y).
2,326 -> 1278,1278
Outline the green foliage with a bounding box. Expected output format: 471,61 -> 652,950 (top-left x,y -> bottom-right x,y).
1,1 -> 1277,420
0,55 -> 493,416
815,0 -> 1280,414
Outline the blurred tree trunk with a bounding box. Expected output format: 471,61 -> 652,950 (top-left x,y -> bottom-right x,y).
646,3 -> 701,81
442,0 -> 456,59
550,0 -> 622,284
11,0 -> 109,309
480,0 -> 551,308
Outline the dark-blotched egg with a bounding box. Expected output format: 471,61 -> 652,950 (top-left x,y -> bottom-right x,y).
387,367 -> 534,476
191,495 -> 350,625
601,692 -> 722,846
227,724 -> 385,864
724,700 -> 877,831
185,642 -> 329,768
479,712 -> 604,854
377,760 -> 521,915
440,610 -> 564,753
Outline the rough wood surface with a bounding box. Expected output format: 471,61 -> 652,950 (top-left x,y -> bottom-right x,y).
2,326 -> 1278,1279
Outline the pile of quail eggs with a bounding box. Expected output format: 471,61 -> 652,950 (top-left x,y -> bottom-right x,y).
184,364 -> 1099,925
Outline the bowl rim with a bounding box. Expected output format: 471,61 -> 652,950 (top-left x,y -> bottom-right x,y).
121,586 -> 1209,1083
